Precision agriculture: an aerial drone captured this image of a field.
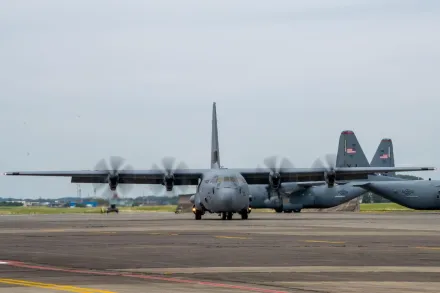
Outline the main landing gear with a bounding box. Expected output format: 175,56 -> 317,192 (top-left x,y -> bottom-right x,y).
101,204 -> 119,214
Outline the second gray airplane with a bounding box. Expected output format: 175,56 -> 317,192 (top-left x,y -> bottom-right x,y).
355,177 -> 440,210
249,131 -> 411,213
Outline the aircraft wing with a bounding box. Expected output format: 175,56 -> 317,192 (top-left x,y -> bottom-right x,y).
3,166 -> 434,185
3,170 -> 204,185
234,166 -> 435,185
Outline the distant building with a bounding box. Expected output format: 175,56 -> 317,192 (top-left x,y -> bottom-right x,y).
69,201 -> 97,208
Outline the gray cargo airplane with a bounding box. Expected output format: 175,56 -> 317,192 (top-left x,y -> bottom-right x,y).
249,132 -> 409,213
355,180 -> 440,210
3,103 -> 436,219
354,152 -> 439,210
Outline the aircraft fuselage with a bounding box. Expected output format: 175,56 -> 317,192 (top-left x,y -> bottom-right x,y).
249,174 -> 406,212
191,169 -> 250,215
360,180 -> 440,210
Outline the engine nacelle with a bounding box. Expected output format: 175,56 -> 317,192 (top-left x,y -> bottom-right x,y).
264,197 -> 282,208
269,172 -> 281,189
325,171 -> 336,187
163,174 -> 174,191
108,175 -> 119,191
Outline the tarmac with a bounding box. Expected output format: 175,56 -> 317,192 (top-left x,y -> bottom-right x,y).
1,211 -> 440,292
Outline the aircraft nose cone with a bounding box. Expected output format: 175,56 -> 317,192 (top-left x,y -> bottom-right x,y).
217,188 -> 240,211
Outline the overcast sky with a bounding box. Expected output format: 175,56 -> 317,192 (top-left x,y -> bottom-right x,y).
1,0 -> 439,199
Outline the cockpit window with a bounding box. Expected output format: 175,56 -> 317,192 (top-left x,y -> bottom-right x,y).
216,176 -> 238,183
217,176 -> 239,187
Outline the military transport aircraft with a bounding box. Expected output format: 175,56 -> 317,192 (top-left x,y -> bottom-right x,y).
3,103 -> 436,220
248,131 -> 407,213
354,178 -> 440,210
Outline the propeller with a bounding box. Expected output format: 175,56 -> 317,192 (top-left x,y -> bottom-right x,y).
92,156 -> 135,202
149,156 -> 191,196
311,153 -> 337,169
311,153 -> 337,187
262,155 -> 295,188
263,155 -> 295,173
258,155 -> 295,204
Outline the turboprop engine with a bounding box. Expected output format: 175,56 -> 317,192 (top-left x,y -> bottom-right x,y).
92,156 -> 135,199
108,174 -> 119,190
324,170 -> 336,187
268,172 -> 281,189
312,153 -> 338,188
163,174 -> 174,191
151,156 -> 189,193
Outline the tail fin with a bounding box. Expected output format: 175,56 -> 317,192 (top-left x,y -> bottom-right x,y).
336,130 -> 370,167
211,102 -> 221,169
370,138 -> 395,175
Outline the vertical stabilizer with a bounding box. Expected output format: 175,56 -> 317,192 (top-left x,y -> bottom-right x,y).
336,130 -> 370,167
370,138 -> 395,175
211,102 -> 221,169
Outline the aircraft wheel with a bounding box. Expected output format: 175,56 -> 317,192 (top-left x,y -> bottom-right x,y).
274,208 -> 283,213
293,209 -> 301,213
241,212 -> 248,220
284,210 -> 292,213
227,212 -> 233,220
221,212 -> 227,220
195,211 -> 202,220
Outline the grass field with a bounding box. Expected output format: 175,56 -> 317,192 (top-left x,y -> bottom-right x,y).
0,203 -> 425,215
359,203 -> 413,212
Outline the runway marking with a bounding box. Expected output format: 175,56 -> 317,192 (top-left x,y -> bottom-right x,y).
0,278 -> 116,293
0,261 -> 8,264
3,261 -> 288,293
414,246 -> 440,250
215,236 -> 250,240
40,229 -> 66,232
302,240 -> 345,244
113,266 -> 440,274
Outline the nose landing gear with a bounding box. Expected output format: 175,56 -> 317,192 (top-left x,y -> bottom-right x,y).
220,212 -> 233,220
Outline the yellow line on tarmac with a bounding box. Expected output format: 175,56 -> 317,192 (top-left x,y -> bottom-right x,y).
215,235 -> 250,240
303,240 -> 345,244
0,278 -> 117,293
414,246 -> 440,251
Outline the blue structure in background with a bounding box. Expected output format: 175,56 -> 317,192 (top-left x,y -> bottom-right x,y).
69,201 -> 97,208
